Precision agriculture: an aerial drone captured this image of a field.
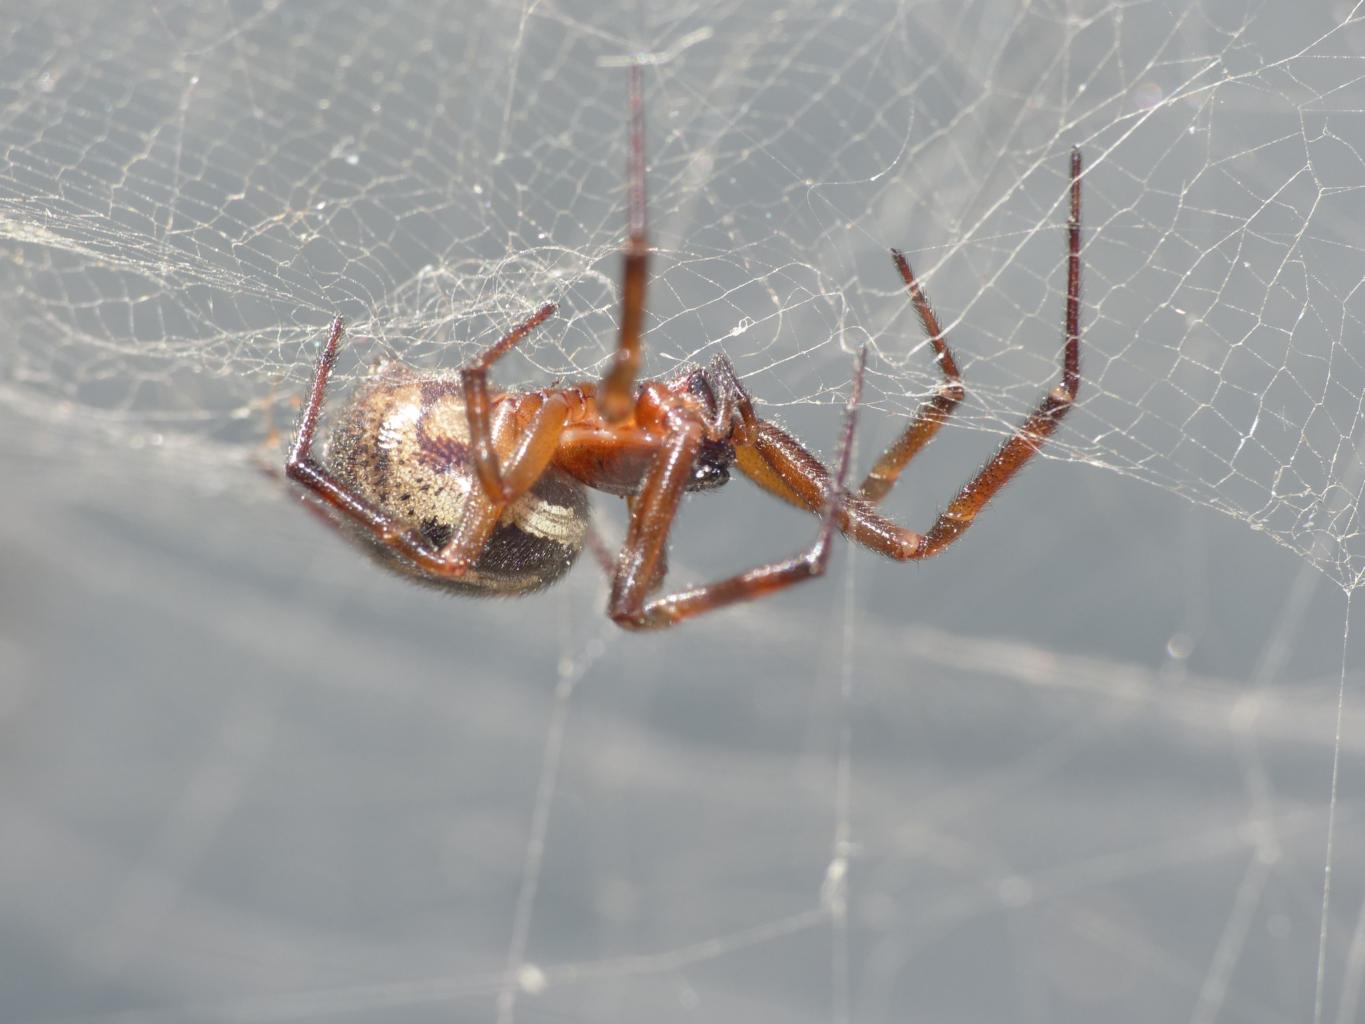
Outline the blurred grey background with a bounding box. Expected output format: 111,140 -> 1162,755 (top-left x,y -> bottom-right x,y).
2,2 -> 1364,1022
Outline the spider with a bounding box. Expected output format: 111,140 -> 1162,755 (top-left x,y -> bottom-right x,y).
285,67 -> 1083,630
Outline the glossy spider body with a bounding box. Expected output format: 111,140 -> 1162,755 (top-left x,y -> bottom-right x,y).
286,67 -> 1084,629
317,348 -> 747,595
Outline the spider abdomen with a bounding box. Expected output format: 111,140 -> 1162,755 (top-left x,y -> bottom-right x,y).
323,366 -> 589,595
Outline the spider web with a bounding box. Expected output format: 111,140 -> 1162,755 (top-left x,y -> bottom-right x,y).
2,1 -> 1364,1023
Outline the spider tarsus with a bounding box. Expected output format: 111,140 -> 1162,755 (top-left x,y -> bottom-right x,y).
1063,147 -> 1082,401
626,63 -> 646,241
321,315 -> 345,367
505,302 -> 557,349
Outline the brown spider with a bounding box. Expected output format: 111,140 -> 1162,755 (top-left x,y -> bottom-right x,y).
286,67 -> 1083,630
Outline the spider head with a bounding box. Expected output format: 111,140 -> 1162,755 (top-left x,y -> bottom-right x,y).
666,361 -> 742,492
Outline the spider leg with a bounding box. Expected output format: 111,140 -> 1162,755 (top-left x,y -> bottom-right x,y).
598,63 -> 648,424
460,302 -> 557,503
913,147 -> 1081,556
286,316 -> 455,571
734,148 -> 1083,560
733,418 -> 924,558
606,349 -> 865,630
580,500 -> 670,594
286,315 -> 570,578
855,249 -> 965,503
437,390 -> 574,568
286,315 -> 346,469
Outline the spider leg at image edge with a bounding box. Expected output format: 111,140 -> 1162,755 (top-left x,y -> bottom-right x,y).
285,66 -> 1084,630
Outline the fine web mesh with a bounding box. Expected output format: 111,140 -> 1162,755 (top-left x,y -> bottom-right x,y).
3,1 -> 1364,586
2,2 -> 1365,1023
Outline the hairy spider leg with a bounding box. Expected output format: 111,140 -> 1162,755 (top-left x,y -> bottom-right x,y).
598,63 -> 649,423
286,311 -> 574,578
733,148 -> 1083,560
607,348 -> 867,629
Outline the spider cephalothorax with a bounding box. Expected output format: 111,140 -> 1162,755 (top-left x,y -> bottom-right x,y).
286,66 -> 1083,629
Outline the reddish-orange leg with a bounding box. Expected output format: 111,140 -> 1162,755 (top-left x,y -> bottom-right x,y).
585,69 -> 865,627
855,248 -> 965,502
460,301 -> 558,504
734,149 -> 1083,562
